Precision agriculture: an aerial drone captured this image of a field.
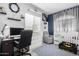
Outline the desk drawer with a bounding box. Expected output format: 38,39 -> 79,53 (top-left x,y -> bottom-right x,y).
2,40 -> 14,56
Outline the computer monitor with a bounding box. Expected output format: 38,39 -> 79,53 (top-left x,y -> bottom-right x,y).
10,28 -> 24,35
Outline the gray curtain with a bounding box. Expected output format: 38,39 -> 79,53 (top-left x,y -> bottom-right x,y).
53,6 -> 79,33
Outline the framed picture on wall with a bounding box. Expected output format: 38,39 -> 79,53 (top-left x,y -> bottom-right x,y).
42,13 -> 48,21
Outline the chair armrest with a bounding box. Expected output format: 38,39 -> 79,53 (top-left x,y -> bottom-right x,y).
13,40 -> 20,48
14,41 -> 19,44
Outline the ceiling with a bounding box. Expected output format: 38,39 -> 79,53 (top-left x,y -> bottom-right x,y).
32,3 -> 79,15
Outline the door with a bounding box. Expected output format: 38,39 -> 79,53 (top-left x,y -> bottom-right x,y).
25,13 -> 33,30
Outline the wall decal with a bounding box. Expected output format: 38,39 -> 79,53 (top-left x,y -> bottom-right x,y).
21,15 -> 25,19
0,7 -> 7,15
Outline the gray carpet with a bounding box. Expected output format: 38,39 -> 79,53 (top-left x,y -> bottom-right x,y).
33,44 -> 77,56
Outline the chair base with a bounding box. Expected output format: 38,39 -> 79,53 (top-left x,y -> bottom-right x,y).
22,53 -> 31,56
14,51 -> 31,56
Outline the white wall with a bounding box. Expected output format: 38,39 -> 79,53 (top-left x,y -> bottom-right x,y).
0,3 -> 44,31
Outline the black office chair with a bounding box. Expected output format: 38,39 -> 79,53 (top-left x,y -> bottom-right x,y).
14,30 -> 33,56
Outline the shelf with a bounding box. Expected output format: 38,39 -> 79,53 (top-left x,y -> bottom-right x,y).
8,18 -> 21,21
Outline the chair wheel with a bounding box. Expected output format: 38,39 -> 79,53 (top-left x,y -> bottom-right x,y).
25,53 -> 31,56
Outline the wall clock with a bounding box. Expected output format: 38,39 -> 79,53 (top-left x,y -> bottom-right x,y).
9,3 -> 20,13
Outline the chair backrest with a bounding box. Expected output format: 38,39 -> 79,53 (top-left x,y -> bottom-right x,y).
19,30 -> 33,48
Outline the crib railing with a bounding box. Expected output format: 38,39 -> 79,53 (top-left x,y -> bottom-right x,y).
54,32 -> 79,45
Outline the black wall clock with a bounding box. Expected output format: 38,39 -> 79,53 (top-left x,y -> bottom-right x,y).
9,3 -> 20,13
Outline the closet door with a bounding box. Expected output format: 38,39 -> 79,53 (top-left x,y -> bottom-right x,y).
31,16 -> 43,50
25,13 -> 33,30
32,16 -> 43,40
33,16 -> 41,32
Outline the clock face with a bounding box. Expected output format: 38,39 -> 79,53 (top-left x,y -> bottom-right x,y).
11,4 -> 18,12
9,3 -> 20,13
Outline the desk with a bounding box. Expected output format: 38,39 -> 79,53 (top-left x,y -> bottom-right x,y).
0,35 -> 21,56
1,40 -> 14,56
10,35 -> 21,39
